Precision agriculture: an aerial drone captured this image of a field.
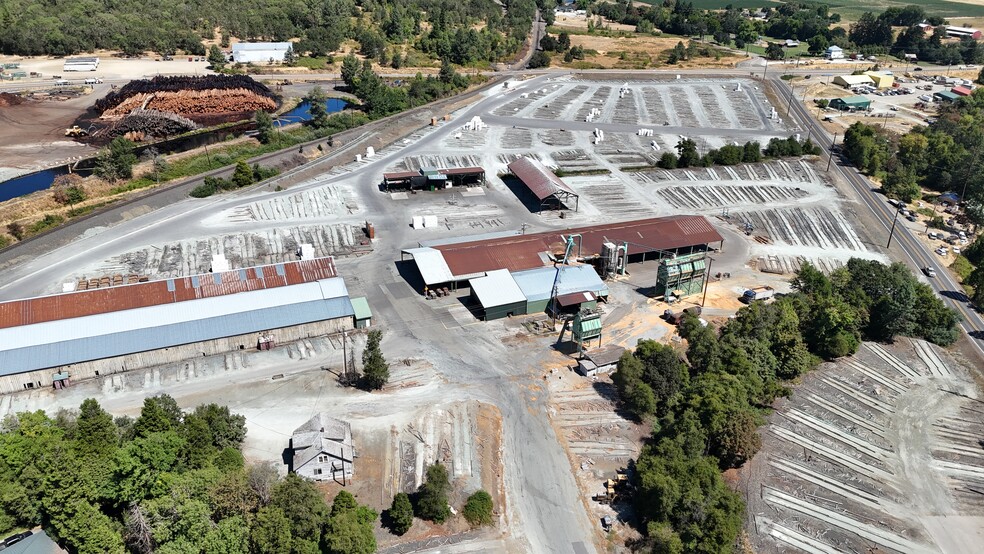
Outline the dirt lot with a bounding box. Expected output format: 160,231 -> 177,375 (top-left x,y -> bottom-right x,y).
564,34 -> 745,69
0,91 -> 99,174
0,52 -> 212,82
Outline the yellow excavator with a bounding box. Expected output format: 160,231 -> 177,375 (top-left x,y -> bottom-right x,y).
65,125 -> 88,137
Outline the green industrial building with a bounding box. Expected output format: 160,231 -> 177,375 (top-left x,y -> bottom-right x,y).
655,253 -> 708,300
469,270 -> 528,320
829,96 -> 872,112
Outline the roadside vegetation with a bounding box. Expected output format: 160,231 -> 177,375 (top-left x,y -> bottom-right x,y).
615,258 -> 959,551
0,395 -> 379,553
655,136 -> 820,169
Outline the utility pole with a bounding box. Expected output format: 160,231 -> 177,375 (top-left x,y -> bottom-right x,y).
701,257 -> 713,308
785,81 -> 795,116
886,203 -> 905,248
826,132 -> 838,172
203,143 -> 212,170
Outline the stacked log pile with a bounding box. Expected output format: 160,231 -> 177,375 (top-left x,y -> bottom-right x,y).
95,75 -> 277,122
105,109 -> 200,139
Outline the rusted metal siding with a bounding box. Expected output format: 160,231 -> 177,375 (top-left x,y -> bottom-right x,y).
0,257 -> 338,329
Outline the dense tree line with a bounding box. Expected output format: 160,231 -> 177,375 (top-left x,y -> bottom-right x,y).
337,55 -> 473,118
656,136 -> 817,169
615,258 -> 958,551
0,0 -> 541,64
0,395 -> 377,553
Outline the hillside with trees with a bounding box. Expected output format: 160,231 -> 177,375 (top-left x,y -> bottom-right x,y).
0,0 -> 554,64
0,395 -> 378,554
614,258 -> 958,552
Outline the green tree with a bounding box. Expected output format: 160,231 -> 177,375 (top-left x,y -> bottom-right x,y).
765,42 -> 785,60
528,51 -> 550,68
361,329 -> 389,391
323,491 -> 377,554
882,167 -> 920,202
232,161 -> 255,189
340,54 -> 360,88
133,394 -> 182,437
807,34 -> 828,56
676,138 -> 700,168
416,463 -> 451,523
462,490 -> 493,527
657,152 -> 679,169
180,414 -> 215,469
202,516 -> 249,554
387,492 -> 414,535
742,141 -> 762,163
968,266 -> 984,306
95,137 -> 137,182
208,44 -> 227,69
251,506 -> 292,554
192,403 -> 247,450
304,86 -> 330,129
75,398 -> 117,457
255,110 -> 275,144
612,352 -> 657,419
271,474 -> 329,545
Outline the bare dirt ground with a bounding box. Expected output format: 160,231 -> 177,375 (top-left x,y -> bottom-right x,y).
741,338 -> 984,553
565,34 -> 745,69
0,92 -> 99,173
0,52 -> 212,82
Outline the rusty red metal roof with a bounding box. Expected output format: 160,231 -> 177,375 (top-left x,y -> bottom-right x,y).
383,171 -> 420,181
556,291 -> 596,307
507,157 -> 577,201
439,167 -> 484,176
0,257 -> 338,329
952,85 -> 972,96
435,216 -> 722,275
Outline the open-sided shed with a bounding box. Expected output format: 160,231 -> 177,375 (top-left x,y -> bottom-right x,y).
507,157 -> 579,212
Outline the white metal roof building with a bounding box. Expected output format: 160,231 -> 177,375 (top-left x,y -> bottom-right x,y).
401,247 -> 457,286
469,269 -> 527,320
0,278 -> 353,376
231,42 -> 293,64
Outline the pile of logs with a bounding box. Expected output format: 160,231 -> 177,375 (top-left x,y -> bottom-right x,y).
95,75 -> 275,114
105,109 -> 200,139
101,88 -> 276,120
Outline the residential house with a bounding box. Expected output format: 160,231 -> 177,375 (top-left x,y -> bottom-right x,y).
291,413 -> 354,482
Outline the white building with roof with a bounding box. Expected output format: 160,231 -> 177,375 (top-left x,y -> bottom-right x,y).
291,413 -> 354,482
63,57 -> 99,71
825,45 -> 844,60
231,42 -> 293,64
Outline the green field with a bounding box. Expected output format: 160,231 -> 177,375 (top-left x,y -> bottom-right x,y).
638,0 -> 984,20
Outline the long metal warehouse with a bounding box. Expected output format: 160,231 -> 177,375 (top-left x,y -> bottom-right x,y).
0,257 -> 355,393
507,157 -> 579,212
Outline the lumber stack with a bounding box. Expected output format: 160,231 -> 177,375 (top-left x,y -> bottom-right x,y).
95,75 -> 277,122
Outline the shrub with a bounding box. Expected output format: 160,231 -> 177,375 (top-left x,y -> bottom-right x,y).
462,490 -> 493,527
386,493 -> 414,535
416,464 -> 451,523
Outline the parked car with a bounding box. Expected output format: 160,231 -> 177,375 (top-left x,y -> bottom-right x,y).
954,247 -> 962,255
936,247 -> 948,256
928,231 -> 938,239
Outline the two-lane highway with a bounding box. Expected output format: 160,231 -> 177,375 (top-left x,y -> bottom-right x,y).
778,78 -> 984,358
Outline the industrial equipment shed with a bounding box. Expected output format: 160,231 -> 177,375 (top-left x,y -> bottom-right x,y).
512,265 -> 609,313
507,157 -> 579,212
231,42 -> 292,63
469,269 -> 527,320
829,96 -> 871,111
350,297 -> 372,328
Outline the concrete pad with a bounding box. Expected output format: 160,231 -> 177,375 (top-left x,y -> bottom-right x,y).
390,192 -> 409,200
921,516 -> 984,554
460,187 -> 486,197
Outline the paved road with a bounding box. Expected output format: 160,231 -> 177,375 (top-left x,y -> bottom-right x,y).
777,78 -> 984,359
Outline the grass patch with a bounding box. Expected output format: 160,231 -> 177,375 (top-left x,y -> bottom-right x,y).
746,38 -> 812,58
26,214 -> 65,236
295,56 -> 332,70
554,168 -> 612,177
67,201 -> 113,217
952,254 -> 975,282
545,25 -> 635,38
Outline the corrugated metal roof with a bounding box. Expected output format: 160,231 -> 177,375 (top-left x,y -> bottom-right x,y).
350,297 -> 372,320
556,291 -> 596,307
0,278 -> 353,376
383,171 -> 420,180
507,157 -> 578,201
435,216 -> 722,275
439,167 -> 484,176
0,257 -> 338,329
470,269 -> 526,308
401,247 -> 454,285
952,85 -> 972,96
232,42 -> 292,52
513,265 -> 609,302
